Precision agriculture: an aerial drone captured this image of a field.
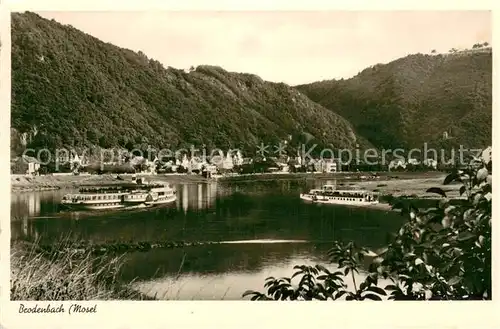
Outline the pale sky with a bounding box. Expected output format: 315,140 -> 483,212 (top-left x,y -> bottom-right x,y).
36,11 -> 491,85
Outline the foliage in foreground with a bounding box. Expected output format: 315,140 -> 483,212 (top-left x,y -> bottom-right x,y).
244,155 -> 491,300
10,238 -> 149,300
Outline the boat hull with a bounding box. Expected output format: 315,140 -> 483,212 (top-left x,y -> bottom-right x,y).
60,202 -> 155,211
300,193 -> 379,206
145,194 -> 177,206
60,181 -> 176,212
60,202 -> 125,211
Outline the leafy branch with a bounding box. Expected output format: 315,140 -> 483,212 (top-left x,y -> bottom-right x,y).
244,149 -> 491,301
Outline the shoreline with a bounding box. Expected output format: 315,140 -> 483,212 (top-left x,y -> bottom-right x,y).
11,173 -> 212,193
11,171 -> 454,212
11,171 -> 445,193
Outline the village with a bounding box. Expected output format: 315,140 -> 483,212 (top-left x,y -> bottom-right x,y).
10,146 -> 456,178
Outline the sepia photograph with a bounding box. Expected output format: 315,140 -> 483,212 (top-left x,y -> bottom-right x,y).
8,9 -> 492,305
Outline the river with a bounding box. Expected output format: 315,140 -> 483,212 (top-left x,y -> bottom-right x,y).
11,178 -> 405,300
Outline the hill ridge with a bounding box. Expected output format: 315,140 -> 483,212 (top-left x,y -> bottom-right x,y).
296,49 -> 492,150
11,11 -> 370,157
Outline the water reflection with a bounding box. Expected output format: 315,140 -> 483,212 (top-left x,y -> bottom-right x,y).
11,180 -> 403,247
11,192 -> 42,218
123,242 -> 392,300
175,182 -> 219,214
10,178 -> 404,300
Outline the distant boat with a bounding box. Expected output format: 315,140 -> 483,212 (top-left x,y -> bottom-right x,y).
60,178 -> 176,211
300,184 -> 379,206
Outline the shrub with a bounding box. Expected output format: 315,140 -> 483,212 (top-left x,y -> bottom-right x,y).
10,238 -> 145,300
244,152 -> 491,300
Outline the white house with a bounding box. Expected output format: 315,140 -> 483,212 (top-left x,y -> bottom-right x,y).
323,160 -> 338,173
22,155 -> 40,175
296,151 -> 302,167
232,150 -> 244,166
202,164 -> 218,178
210,154 -> 233,171
181,154 -> 190,169
407,158 -> 420,166
71,153 -> 89,168
314,159 -> 338,173
423,159 -> 438,169
388,159 -> 406,171
222,153 -> 234,170
190,157 -> 204,171
130,156 -> 145,167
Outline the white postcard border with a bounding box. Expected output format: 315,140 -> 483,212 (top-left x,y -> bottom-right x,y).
1,1 -> 498,329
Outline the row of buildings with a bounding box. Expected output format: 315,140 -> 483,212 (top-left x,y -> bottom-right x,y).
13,146 -> 491,176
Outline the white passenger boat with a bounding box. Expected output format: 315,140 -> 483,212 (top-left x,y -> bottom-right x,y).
300,184 -> 379,206
60,178 -> 177,211
145,181 -> 177,206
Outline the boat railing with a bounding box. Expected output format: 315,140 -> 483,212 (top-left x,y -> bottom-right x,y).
79,183 -> 166,193
311,189 -> 377,198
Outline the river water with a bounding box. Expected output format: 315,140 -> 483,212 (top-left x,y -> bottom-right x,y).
11,178 -> 405,300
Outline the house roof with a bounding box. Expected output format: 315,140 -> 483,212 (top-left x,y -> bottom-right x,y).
22,155 -> 40,164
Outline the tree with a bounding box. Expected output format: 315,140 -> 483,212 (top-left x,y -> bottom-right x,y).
244,150 -> 491,300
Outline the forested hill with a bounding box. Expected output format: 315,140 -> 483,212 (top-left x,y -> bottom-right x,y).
296,49 -> 492,150
11,12 -> 370,156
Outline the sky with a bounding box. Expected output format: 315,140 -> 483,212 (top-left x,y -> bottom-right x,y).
36,11 -> 491,85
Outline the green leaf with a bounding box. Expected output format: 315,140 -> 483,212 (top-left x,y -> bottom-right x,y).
242,290 -> 258,297
363,293 -> 383,300
448,276 -> 462,285
315,264 -> 330,274
334,290 -> 348,300
366,286 -> 387,296
459,185 -> 466,196
438,198 -> 450,209
426,187 -> 447,197
457,231 -> 475,241
443,173 -> 460,185
476,168 -> 488,182
441,216 -> 451,228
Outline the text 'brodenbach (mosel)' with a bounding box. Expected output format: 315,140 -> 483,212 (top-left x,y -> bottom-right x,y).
18,303 -> 97,314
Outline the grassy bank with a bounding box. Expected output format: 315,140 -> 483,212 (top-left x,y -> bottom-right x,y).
219,171 -> 444,183
354,175 -> 462,199
10,239 -> 153,300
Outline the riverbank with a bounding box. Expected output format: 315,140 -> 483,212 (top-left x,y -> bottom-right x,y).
11,171 -> 446,193
10,240 -> 154,300
219,171 -> 445,183
354,175 -> 461,199
11,173 -> 211,192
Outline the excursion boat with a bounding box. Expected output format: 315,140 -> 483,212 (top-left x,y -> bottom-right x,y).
144,181 -> 177,206
300,184 -> 379,206
60,178 -> 176,211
